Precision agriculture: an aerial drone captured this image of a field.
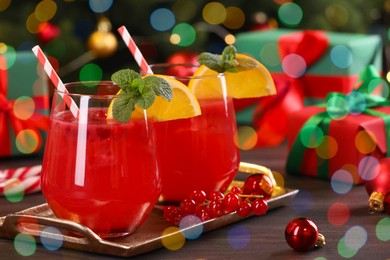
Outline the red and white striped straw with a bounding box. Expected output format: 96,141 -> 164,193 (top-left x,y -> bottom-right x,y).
117,25 -> 154,75
32,45 -> 79,118
0,165 -> 42,195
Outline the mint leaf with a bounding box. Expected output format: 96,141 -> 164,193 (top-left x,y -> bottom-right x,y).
112,94 -> 135,123
136,84 -> 155,109
198,45 -> 258,73
197,52 -> 224,73
110,69 -> 173,122
144,76 -> 172,101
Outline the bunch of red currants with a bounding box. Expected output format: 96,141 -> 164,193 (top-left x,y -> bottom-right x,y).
163,173 -> 273,225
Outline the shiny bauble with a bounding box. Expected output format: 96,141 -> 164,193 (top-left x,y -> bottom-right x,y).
285,218 -> 325,252
365,158 -> 390,213
87,31 -> 118,58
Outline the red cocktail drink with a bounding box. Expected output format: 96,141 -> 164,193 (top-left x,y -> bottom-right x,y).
149,64 -> 240,203
41,82 -> 160,237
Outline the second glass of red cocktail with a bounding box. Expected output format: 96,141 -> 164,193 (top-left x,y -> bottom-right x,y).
148,64 -> 240,203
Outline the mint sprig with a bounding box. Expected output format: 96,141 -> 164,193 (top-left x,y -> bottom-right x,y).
111,69 -> 172,122
197,45 -> 258,73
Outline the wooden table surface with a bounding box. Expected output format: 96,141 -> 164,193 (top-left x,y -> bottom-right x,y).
1,143 -> 389,259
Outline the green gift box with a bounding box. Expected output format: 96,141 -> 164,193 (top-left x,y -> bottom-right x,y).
285,66 -> 390,185
0,51 -> 50,157
233,29 -> 383,146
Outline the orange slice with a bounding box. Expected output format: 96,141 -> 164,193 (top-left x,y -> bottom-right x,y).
189,53 -> 276,99
107,74 -> 201,122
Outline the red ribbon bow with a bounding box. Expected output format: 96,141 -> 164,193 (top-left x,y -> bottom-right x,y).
0,55 -> 50,156
243,30 -> 330,147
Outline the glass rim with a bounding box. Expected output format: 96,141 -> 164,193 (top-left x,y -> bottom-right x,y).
146,63 -> 226,80
55,80 -> 120,98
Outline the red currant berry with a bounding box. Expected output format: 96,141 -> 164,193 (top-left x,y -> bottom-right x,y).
230,186 -> 242,194
195,205 -> 211,222
163,206 -> 183,225
208,199 -> 225,218
237,200 -> 252,217
208,191 -> 224,202
243,174 -> 273,200
189,190 -> 207,204
252,199 -> 268,215
180,198 -> 196,215
223,193 -> 240,213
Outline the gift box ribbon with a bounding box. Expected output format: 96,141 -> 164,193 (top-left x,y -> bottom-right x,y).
0,55 -> 49,156
286,65 -> 390,178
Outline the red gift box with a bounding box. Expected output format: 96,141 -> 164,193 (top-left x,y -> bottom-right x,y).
286,66 -> 390,184
0,51 -> 50,157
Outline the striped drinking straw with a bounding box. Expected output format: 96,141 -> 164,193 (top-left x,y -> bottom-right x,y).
32,45 -> 79,118
117,25 -> 154,75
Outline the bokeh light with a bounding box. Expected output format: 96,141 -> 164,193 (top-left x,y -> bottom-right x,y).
292,189 -> 313,213
223,6 -> 245,29
299,123 -> 324,148
224,34 -> 235,45
278,2 -> 303,27
367,78 -> 388,98
281,53 -> 306,78
13,96 -> 35,120
327,202 -> 350,226
16,129 -> 40,154
260,43 -> 280,67
345,90 -> 366,115
14,233 -> 37,256
4,179 -> 25,203
171,23 -> 196,46
40,227 -> 63,250
227,225 -> 251,249
89,0 -> 113,13
202,2 -> 226,25
45,39 -> 67,60
327,94 -> 348,120
79,63 -> 103,83
179,215 -> 203,240
376,217 -> 390,241
344,226 -> 367,251
161,227 -> 186,251
26,13 -> 41,34
0,0 -> 11,11
331,169 -> 353,194
355,130 -> 376,154
316,135 -> 338,159
150,8 -> 176,32
358,156 -> 380,181
330,45 -> 353,69
0,45 -> 16,69
338,237 -> 358,258
325,3 -> 349,27
237,126 -> 257,150
172,0 -> 197,21
35,0 -> 57,22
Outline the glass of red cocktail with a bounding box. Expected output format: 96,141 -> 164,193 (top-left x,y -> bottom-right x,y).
147,64 -> 240,203
41,81 -> 160,237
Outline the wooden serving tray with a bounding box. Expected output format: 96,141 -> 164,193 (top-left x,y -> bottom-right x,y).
0,188 -> 298,257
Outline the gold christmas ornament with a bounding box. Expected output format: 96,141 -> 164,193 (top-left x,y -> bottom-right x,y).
87,16 -> 118,57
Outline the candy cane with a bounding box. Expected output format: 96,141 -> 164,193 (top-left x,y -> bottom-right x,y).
32,45 -> 79,118
0,165 -> 42,195
117,25 -> 154,75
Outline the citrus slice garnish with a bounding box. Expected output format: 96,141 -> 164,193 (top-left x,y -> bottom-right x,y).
189,53 -> 276,99
107,74 -> 201,122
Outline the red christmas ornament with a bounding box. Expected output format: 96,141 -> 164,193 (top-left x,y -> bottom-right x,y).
365,158 -> 390,213
285,218 -> 325,252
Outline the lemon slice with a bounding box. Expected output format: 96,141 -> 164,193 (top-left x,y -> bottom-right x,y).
189,53 -> 276,99
107,74 -> 201,122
